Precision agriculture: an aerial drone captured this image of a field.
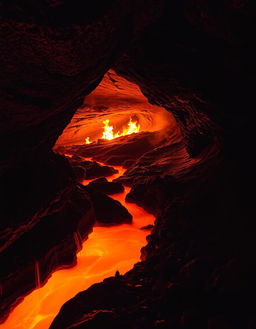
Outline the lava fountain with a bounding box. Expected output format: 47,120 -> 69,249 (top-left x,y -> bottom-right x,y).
0,164 -> 155,329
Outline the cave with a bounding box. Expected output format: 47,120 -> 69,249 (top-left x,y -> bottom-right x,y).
0,1 -> 255,329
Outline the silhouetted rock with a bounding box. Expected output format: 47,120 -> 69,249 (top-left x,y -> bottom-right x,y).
88,177 -> 124,195
70,159 -> 118,181
140,224 -> 154,230
0,184 -> 94,322
49,276 -> 142,329
85,187 -> 132,226
59,130 -> 170,167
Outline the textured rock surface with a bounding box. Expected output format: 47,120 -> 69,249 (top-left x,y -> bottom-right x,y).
69,158 -> 118,181
0,183 -> 94,322
114,1 -> 255,158
0,152 -> 71,253
85,187 -> 132,226
57,129 -> 172,167
49,276 -> 143,329
88,177 -> 124,195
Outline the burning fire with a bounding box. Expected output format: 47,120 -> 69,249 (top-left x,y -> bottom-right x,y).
85,137 -> 92,144
85,118 -> 140,143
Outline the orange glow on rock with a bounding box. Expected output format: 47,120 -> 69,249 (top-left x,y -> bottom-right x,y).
54,70 -> 176,148
0,164 -> 154,329
85,117 -> 141,143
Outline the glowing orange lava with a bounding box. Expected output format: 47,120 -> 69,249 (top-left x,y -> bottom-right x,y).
0,164 -> 154,329
86,118 -> 140,143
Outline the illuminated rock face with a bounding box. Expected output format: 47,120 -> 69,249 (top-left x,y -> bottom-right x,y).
0,0 -> 255,328
55,69 -> 175,147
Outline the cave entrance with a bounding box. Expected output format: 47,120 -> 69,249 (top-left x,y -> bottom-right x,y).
54,69 -> 177,168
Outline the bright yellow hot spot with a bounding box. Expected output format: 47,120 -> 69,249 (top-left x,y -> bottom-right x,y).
85,137 -> 92,144
102,119 -> 115,140
85,118 -> 141,143
123,118 -> 141,136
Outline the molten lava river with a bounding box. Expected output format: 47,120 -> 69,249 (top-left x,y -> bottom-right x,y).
0,163 -> 155,329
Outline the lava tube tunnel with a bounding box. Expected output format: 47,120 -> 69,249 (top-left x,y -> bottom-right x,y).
0,70 -> 186,329
0,2 -> 254,329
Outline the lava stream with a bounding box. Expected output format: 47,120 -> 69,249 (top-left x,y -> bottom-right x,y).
0,164 -> 155,329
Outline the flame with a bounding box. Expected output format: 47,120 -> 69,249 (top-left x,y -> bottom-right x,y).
101,119 -> 115,140
124,118 -> 141,135
85,137 -> 92,144
85,118 -> 140,143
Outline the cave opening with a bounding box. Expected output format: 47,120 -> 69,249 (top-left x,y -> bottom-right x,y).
55,69 -> 179,168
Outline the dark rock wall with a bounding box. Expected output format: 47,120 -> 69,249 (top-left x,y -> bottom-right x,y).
0,182 -> 94,322
114,0 -> 255,157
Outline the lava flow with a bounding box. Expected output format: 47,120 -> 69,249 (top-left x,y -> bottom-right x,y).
0,164 -> 154,329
